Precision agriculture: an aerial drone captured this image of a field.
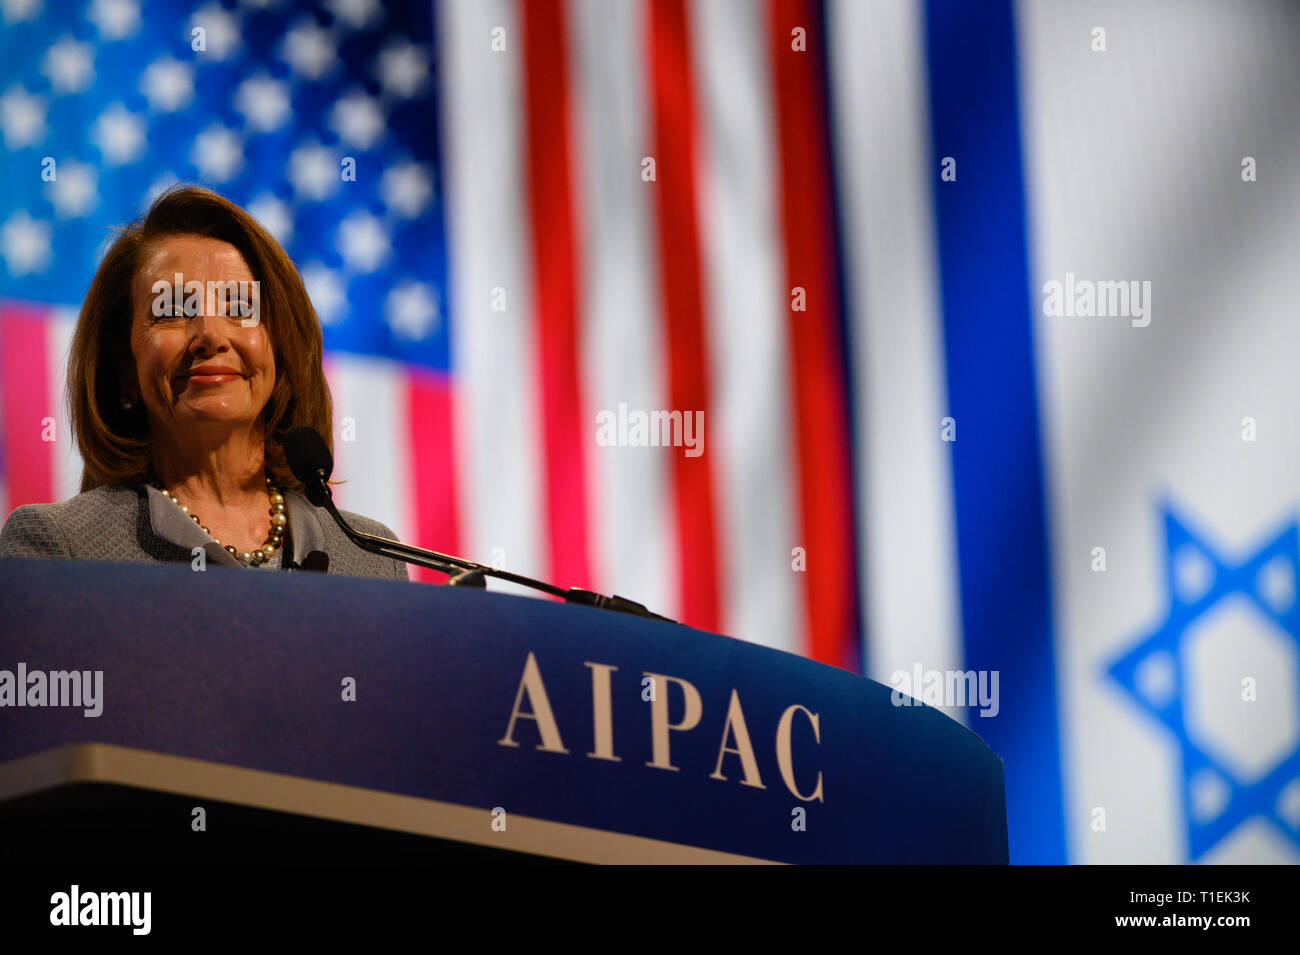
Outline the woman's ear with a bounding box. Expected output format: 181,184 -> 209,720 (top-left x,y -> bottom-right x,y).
118,361 -> 143,411
120,372 -> 139,405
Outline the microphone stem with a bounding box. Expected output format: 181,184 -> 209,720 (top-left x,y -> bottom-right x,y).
318,494 -> 567,598
310,475 -> 673,620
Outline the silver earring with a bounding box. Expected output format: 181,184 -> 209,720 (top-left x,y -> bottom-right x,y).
121,396 -> 135,410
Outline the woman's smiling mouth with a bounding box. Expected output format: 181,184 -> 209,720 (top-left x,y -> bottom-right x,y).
178,364 -> 242,385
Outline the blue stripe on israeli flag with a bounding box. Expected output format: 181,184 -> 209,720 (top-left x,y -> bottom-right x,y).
922,0 -> 1067,864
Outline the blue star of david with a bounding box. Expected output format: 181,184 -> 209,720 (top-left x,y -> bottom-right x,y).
1107,500 -> 1300,860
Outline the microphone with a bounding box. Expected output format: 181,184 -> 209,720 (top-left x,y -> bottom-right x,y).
281,426 -> 675,621
284,426 -> 473,580
300,551 -> 330,573
284,426 -> 334,507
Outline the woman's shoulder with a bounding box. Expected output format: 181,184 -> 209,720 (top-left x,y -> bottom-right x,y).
0,485 -> 142,559
336,508 -> 399,541
320,506 -> 409,581
6,484 -> 141,525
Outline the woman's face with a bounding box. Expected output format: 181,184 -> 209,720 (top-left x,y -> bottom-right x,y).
128,235 -> 276,443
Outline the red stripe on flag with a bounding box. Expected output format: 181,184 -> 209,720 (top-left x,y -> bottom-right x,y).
405,368 -> 460,584
646,0 -> 721,632
766,0 -> 857,669
521,0 -> 593,590
1,303 -> 55,510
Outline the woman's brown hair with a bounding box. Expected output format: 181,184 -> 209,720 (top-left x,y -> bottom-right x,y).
69,184 -> 333,493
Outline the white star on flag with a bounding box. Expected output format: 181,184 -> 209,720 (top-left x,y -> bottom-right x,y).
288,141 -> 341,201
325,0 -> 382,32
302,263 -> 347,326
247,194 -> 293,245
92,103 -> 146,166
330,89 -> 386,150
2,210 -> 52,276
235,74 -> 292,133
46,160 -> 98,218
385,280 -> 439,341
140,57 -> 194,113
375,41 -> 428,99
41,37 -> 95,95
282,18 -> 337,81
380,162 -> 432,219
191,124 -> 244,182
0,85 -> 46,149
0,0 -> 42,26
190,4 -> 242,62
336,210 -> 390,272
88,0 -> 140,41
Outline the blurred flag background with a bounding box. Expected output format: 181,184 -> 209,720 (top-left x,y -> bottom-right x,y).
2,0 -> 1298,865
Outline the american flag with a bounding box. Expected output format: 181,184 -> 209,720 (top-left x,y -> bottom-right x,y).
7,0 -> 1300,866
0,0 -> 859,673
0,3 -> 452,544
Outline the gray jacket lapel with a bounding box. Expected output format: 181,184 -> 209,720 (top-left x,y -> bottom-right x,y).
144,484 -> 241,567
283,488 -> 327,559
144,484 -> 327,568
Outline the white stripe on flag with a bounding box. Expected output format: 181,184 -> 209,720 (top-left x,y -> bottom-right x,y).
326,354 -> 414,545
829,0 -> 965,712
49,307 -> 82,502
570,0 -> 676,618
441,0 -> 546,589
689,0 -> 802,654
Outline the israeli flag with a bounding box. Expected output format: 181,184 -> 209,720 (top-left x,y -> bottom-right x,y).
841,0 -> 1300,863
1023,0 -> 1300,865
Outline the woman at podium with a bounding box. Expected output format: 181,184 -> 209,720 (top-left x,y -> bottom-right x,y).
0,186 -> 408,580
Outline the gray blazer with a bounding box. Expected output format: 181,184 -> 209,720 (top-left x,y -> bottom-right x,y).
0,483 -> 410,581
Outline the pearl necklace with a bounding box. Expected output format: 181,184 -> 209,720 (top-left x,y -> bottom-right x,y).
152,475 -> 288,567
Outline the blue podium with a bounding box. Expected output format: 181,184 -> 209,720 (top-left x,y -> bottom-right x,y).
0,559 -> 1007,863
